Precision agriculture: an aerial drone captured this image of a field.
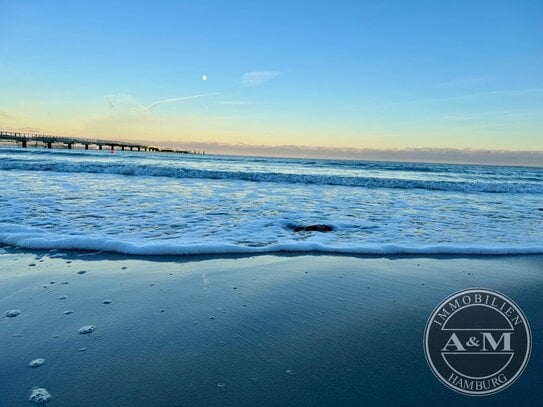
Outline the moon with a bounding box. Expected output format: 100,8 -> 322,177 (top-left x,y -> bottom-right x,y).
202,74 -> 208,81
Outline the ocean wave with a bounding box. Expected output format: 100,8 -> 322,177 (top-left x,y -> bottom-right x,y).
1,159 -> 541,194
1,224 -> 542,256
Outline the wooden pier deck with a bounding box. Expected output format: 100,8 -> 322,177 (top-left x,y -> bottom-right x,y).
0,130 -> 203,154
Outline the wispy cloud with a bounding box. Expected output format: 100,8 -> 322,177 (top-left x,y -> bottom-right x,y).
218,101 -> 262,106
406,87 -> 543,105
106,94 -> 144,114
352,87 -> 543,110
164,142 -> 543,167
241,71 -> 281,87
439,110 -> 537,121
147,93 -> 219,110
0,110 -> 14,120
106,92 -> 219,114
436,75 -> 491,88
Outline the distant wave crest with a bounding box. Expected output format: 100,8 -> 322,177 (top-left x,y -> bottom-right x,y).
1,159 -> 541,194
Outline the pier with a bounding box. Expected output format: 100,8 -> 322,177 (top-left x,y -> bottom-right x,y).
0,130 -> 204,154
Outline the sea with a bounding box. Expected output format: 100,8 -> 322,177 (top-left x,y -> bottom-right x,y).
0,147 -> 542,256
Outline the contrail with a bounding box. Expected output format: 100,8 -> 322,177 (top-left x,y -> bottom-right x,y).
146,93 -> 219,110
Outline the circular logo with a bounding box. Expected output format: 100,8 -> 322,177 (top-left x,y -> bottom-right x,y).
424,288 -> 531,396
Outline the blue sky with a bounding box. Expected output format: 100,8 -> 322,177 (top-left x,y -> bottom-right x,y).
1,0 -> 542,157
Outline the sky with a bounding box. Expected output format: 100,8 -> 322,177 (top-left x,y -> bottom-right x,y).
1,1 -> 542,163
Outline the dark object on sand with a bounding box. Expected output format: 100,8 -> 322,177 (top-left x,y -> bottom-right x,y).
287,224 -> 334,233
538,208 -> 543,212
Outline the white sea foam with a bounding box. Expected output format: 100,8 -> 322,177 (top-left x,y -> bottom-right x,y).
0,223 -> 541,255
29,387 -> 52,404
78,325 -> 96,334
1,158 -> 542,193
29,358 -> 46,368
1,148 -> 542,256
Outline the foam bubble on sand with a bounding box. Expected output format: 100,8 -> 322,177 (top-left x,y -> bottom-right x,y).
29,358 -> 46,368
102,299 -> 112,304
29,387 -> 52,404
78,325 -> 95,334
4,309 -> 21,318
286,369 -> 295,375
49,253 -> 65,258
217,382 -> 227,389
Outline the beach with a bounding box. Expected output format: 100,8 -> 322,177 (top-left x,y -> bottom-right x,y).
3,1 -> 542,404
1,247 -> 541,406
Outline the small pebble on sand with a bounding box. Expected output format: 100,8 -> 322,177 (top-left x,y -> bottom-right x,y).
4,309 -> 21,318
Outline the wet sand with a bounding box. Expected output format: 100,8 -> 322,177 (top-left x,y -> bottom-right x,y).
0,248 -> 542,406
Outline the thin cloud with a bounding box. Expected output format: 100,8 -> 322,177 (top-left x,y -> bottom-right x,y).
242,71 -> 281,87
106,94 -> 145,114
106,92 -> 219,113
436,75 -> 491,88
352,88 -> 543,110
147,93 -> 219,110
439,110 -> 537,121
0,110 -> 14,120
219,101 -> 262,106
405,87 -> 543,106
163,142 -> 543,167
